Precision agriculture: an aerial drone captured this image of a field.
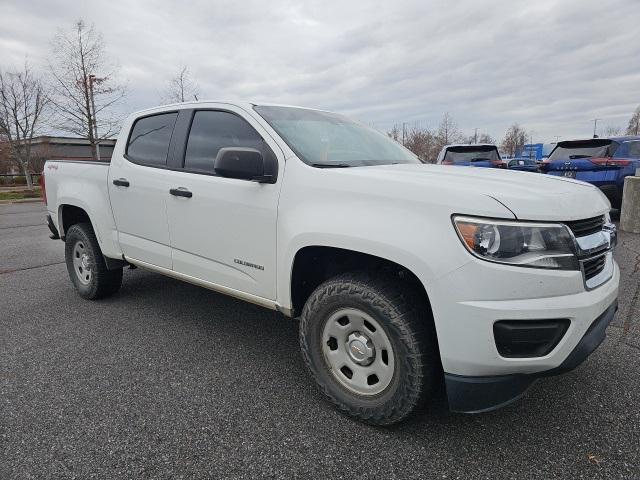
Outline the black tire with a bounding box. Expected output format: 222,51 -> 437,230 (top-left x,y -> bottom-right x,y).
611,197 -> 622,211
65,223 -> 123,300
299,272 -> 439,425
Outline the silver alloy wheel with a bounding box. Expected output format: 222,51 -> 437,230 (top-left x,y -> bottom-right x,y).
322,308 -> 395,396
72,240 -> 92,285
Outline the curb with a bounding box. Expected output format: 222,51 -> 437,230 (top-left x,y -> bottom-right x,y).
0,198 -> 44,205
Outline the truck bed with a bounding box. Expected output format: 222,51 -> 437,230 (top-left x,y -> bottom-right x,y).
44,160 -> 122,260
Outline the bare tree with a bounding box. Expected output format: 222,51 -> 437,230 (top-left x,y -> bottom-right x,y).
464,132 -> 495,144
429,112 -> 463,159
390,115 -> 492,162
0,62 -> 49,189
162,66 -> 200,103
387,124 -> 401,142
49,20 -> 125,161
626,106 -> 640,136
603,125 -> 623,137
436,112 -> 462,146
478,133 -> 496,144
501,123 -> 528,157
404,126 -> 436,163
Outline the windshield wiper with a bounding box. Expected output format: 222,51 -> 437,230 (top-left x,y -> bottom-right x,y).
569,155 -> 592,159
470,157 -> 491,162
311,163 -> 351,168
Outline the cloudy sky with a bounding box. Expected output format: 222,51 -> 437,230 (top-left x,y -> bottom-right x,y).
1,0 -> 639,142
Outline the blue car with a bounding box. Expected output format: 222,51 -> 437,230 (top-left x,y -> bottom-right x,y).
543,136 -> 640,208
436,144 -> 507,169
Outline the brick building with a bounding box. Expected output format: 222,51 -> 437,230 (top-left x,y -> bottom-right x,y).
0,136 -> 117,175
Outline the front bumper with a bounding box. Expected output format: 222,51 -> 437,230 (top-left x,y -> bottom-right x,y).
433,256 -> 619,377
445,300 -> 618,413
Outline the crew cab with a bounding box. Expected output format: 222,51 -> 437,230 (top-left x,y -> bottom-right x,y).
42,102 -> 619,425
436,144 -> 506,168
542,136 -> 640,208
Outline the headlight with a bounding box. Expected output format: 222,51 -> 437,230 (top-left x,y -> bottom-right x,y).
453,216 -> 578,270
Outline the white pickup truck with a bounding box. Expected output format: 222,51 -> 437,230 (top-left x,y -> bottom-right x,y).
43,101 -> 619,425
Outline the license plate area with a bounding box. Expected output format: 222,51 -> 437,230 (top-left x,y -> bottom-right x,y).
563,171 -> 577,178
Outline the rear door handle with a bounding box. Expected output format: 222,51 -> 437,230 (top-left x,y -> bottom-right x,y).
169,188 -> 193,198
112,178 -> 130,187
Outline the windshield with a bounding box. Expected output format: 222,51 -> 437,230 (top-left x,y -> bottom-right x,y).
443,146 -> 500,164
253,105 -> 419,167
548,139 -> 618,161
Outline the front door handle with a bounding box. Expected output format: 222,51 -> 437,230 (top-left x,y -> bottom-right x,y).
112,178 -> 130,187
169,188 -> 193,198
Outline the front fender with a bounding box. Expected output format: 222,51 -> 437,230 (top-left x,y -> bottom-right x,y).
276,204 -> 482,313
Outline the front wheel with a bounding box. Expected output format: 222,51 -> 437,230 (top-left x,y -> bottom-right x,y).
65,223 -> 123,300
299,272 -> 439,425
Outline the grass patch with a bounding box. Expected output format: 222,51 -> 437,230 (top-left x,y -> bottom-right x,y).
0,188 -> 42,201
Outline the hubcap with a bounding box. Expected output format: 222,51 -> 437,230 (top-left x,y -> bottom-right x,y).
346,332 -> 375,365
72,241 -> 92,285
322,308 -> 395,396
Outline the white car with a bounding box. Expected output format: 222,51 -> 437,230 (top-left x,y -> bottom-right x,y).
42,101 -> 619,425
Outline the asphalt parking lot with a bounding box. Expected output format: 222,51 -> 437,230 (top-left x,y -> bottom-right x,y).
1,202 -> 639,479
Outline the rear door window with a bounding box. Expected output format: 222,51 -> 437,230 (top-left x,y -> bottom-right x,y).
126,112 -> 178,166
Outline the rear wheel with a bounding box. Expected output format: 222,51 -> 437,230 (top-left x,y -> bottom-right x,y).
299,272 -> 439,425
65,223 -> 123,299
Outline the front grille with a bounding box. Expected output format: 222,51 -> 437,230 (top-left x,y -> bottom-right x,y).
564,215 -> 605,237
583,254 -> 606,280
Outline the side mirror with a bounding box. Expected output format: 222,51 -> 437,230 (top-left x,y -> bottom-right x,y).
214,147 -> 273,183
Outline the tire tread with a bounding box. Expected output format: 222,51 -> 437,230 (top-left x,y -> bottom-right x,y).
65,223 -> 123,300
299,271 -> 437,425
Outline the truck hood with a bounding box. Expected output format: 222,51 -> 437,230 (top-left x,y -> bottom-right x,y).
339,163 -> 610,221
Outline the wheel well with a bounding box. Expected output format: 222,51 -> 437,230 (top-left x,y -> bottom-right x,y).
60,205 -> 91,237
290,246 -> 431,317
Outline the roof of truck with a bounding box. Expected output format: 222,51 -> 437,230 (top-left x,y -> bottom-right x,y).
132,100 -> 326,117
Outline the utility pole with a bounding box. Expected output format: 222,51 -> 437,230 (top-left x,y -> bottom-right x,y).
88,74 -> 100,161
402,122 -> 407,146
474,128 -> 478,144
591,118 -> 600,138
